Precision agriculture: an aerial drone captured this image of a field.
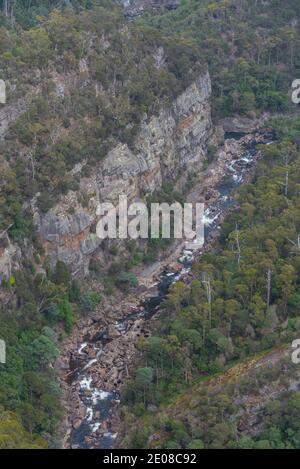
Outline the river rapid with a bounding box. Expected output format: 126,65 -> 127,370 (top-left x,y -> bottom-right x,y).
63,130 -> 274,449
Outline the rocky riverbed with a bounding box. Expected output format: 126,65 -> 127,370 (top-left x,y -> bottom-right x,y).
57,129 -> 274,449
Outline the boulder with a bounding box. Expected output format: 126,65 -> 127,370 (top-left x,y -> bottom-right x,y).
220,117 -> 258,135
73,419 -> 82,430
107,325 -> 122,340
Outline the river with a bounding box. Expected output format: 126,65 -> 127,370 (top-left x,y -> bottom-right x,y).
65,130 -> 274,449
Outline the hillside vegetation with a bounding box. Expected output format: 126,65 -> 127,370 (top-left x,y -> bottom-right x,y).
121,118 -> 300,448
118,0 -> 300,449
1,0 -> 300,449
0,1 -> 205,448
141,0 -> 300,118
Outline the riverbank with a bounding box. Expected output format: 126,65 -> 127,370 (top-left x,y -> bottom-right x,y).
57,128 -> 274,448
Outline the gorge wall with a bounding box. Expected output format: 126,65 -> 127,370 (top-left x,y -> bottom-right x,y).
0,71 -> 212,280
122,0 -> 180,18
34,71 -> 213,275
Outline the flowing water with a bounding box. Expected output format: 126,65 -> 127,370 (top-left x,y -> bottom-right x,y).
68,132 -> 274,449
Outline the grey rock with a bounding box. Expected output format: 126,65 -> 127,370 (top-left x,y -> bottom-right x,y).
124,0 -> 180,18
35,72 -> 212,273
220,117 -> 258,135
0,98 -> 29,140
73,419 -> 82,430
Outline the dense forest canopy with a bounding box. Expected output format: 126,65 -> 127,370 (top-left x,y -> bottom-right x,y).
140,0 -> 300,117
0,3 -> 204,231
0,1 -> 95,28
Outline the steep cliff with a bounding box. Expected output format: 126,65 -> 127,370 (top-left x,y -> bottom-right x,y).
34,72 -> 212,274
120,346 -> 300,449
122,0 -> 180,18
0,6 -> 208,284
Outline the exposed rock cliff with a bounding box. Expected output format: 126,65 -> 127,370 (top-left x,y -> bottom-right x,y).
0,98 -> 28,140
35,72 -> 212,274
0,239 -> 21,282
122,0 -> 180,18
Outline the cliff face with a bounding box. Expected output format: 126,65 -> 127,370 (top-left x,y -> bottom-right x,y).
122,0 -> 180,18
0,98 -> 28,140
34,72 -> 212,274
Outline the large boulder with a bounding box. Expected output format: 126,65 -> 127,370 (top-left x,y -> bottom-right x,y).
220,117 -> 259,135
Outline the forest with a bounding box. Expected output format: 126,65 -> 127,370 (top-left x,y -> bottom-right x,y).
0,0 -> 204,448
116,0 -> 300,448
0,2 -> 203,231
141,0 -> 300,118
0,0 -> 300,450
121,116 -> 300,449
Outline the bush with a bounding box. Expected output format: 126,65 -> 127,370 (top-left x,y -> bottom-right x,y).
115,272 -> 138,291
80,291 -> 101,313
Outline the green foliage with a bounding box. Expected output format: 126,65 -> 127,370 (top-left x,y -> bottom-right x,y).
52,261 -> 71,286
0,408 -> 47,449
0,261 -> 78,446
142,0 -> 299,118
115,272 -> 138,291
187,439 -> 205,449
31,334 -> 59,368
80,291 -> 101,312
57,297 -> 75,333
1,0 -> 300,451
122,126 -> 300,449
0,1 -> 96,29
0,4 -> 205,223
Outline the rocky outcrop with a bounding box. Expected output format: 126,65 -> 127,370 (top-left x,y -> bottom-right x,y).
220,116 -> 260,135
98,73 -> 212,200
0,97 -> 29,140
35,72 -> 213,274
122,0 -> 180,18
0,238 -> 21,283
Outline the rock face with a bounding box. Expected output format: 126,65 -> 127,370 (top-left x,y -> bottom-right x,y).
0,97 -> 29,140
35,72 -> 213,274
122,0 -> 180,18
220,116 -> 259,135
98,73 -> 212,200
0,239 -> 21,283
